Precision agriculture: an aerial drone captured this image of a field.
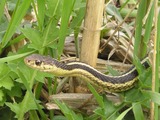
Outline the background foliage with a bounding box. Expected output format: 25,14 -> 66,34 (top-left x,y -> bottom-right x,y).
0,0 -> 160,120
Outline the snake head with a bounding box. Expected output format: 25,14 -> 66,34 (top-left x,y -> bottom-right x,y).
24,54 -> 58,72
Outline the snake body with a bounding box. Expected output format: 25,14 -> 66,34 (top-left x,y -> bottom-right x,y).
24,54 -> 150,92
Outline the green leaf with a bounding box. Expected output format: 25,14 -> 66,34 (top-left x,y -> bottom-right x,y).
34,71 -> 53,83
132,103 -> 144,120
40,1 -> 63,52
0,77 -> 14,90
54,99 -> 83,120
142,91 -> 160,105
107,65 -> 120,76
5,93 -> 39,118
138,67 -> 152,88
70,5 -> 85,29
73,0 -> 86,10
0,89 -> 4,101
87,83 -> 104,108
5,102 -> 20,118
15,61 -> 53,83
9,61 -> 34,83
0,64 -> 14,90
103,95 -> 122,119
21,28 -> 43,50
42,19 -> 59,48
46,0 -> 62,17
94,107 -> 106,118
125,88 -> 147,102
20,93 -> 39,113
6,84 -> 22,98
17,67 -> 47,119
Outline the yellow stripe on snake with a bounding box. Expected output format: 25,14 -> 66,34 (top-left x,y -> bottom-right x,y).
24,54 -> 150,92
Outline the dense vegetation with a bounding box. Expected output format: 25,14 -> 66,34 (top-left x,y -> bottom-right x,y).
0,0 -> 160,120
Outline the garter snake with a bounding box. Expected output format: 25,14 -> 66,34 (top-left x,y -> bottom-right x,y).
24,54 -> 150,92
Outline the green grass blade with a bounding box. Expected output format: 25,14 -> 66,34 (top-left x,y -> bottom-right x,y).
46,0 -> 61,17
142,2 -> 154,56
70,7 -> 85,29
70,7 -> 85,57
132,103 -> 144,120
87,83 -> 104,108
154,10 -> 160,120
34,0 -> 45,30
134,0 -> 147,56
58,0 -> 75,56
1,0 -> 32,48
155,6 -> 160,95
0,0 -> 5,22
0,51 -> 35,63
116,106 -> 132,120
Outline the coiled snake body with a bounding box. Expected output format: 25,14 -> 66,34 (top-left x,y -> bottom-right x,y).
24,54 -> 149,92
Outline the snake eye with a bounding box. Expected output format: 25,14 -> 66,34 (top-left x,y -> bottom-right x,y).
27,60 -> 31,63
35,60 -> 42,66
